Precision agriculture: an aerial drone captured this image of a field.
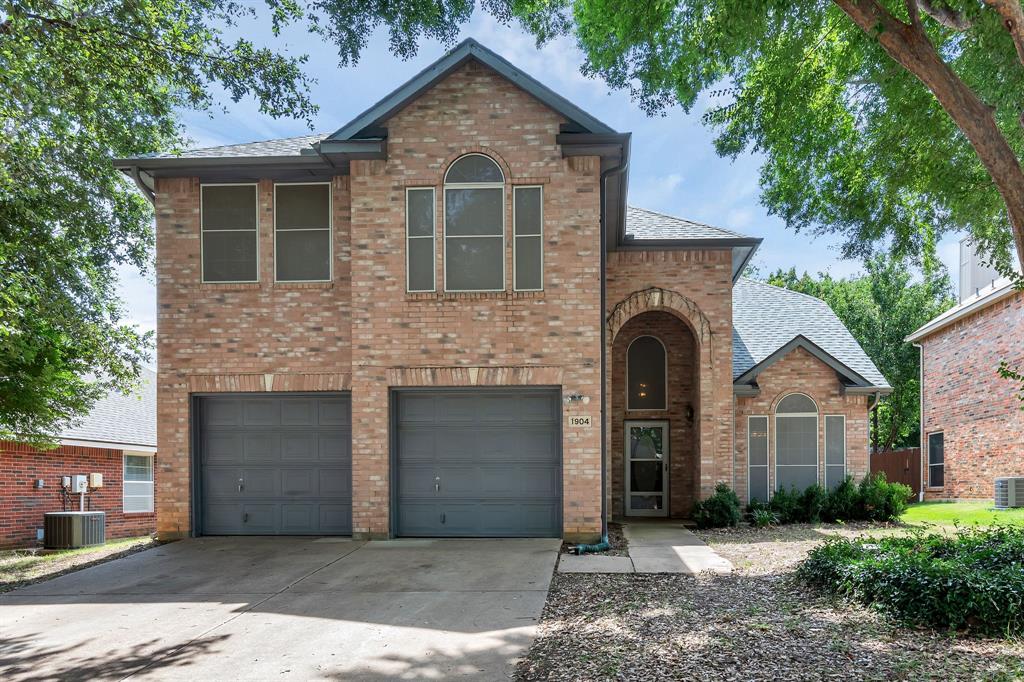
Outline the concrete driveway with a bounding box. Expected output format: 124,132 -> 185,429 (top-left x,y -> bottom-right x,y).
0,537 -> 559,680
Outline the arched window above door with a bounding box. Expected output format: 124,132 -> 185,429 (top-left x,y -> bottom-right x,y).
627,335 -> 667,410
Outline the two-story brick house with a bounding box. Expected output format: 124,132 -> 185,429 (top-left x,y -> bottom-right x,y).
116,39 -> 889,542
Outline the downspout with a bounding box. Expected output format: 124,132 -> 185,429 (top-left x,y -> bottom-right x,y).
914,342 -> 925,502
575,150 -> 629,555
867,390 -> 881,475
130,166 -> 155,205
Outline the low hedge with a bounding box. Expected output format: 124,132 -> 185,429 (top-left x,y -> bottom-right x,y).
798,526 -> 1024,636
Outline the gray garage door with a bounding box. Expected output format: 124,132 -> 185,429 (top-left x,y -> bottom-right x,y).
395,389 -> 561,537
196,394 -> 352,535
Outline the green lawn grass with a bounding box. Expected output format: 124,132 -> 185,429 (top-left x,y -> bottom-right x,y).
0,536 -> 152,590
901,501 -> 1024,527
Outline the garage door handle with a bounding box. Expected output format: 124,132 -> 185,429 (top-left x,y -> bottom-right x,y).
435,476 -> 441,493
238,478 -> 244,492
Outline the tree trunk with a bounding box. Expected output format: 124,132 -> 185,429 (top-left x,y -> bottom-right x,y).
834,0 -> 1024,274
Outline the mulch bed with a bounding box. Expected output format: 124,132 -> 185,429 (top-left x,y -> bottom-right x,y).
560,522 -> 629,557
517,524 -> 1024,681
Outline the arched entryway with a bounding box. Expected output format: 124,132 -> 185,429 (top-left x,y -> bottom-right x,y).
610,311 -> 701,519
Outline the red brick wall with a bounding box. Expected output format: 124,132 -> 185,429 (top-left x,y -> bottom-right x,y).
605,251 -> 735,511
919,289 -> 1024,500
153,62 -> 604,541
734,348 -> 870,503
0,441 -> 156,548
611,311 -> 699,518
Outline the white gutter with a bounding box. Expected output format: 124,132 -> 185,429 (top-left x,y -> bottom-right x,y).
60,438 -> 157,453
906,277 -> 1017,343
914,343 -> 925,502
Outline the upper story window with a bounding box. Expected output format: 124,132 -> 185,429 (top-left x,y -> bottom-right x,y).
627,335 -> 667,410
775,393 -> 819,492
406,187 -> 436,292
444,154 -> 504,292
513,186 -> 543,291
275,183 -> 331,282
201,184 -> 258,283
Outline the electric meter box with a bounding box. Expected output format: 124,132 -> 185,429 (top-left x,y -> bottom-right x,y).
71,475 -> 88,494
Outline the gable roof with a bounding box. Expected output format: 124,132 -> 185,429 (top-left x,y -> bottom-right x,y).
326,38 -> 615,141
732,278 -> 890,391
906,276 -> 1018,343
625,207 -> 761,281
58,368 -> 157,450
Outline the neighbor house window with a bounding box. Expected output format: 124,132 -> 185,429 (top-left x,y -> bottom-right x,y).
928,432 -> 944,487
444,154 -> 504,291
627,335 -> 667,410
775,393 -> 818,491
123,453 -> 154,513
748,415 -> 769,503
201,184 -> 258,282
275,183 -> 331,282
406,187 -> 435,292
824,415 -> 846,490
513,185 -> 543,291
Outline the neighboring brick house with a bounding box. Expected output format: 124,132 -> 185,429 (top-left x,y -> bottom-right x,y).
1,369 -> 157,548
115,39 -> 888,542
907,276 -> 1024,501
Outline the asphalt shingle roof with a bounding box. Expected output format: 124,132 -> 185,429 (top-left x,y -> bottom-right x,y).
732,278 -> 890,388
143,134 -> 325,159
59,368 -> 157,448
625,206 -> 748,241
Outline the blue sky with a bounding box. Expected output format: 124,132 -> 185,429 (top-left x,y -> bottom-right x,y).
117,9 -> 964,340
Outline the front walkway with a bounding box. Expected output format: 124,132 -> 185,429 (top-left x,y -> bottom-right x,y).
0,536 -> 559,680
559,521 -> 733,574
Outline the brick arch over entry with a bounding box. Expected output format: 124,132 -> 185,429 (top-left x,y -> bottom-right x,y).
607,287 -> 715,363
606,287 -> 721,514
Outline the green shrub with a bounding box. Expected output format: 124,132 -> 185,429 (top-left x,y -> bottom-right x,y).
822,477 -> 861,522
858,472 -> 911,522
798,526 -> 1024,636
750,507 -> 778,528
769,486 -> 802,523
693,483 -> 741,529
799,484 -> 827,524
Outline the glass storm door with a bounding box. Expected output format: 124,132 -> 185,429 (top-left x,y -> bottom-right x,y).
625,421 -> 669,517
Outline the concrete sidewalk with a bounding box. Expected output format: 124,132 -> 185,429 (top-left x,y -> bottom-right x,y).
558,521 -> 733,574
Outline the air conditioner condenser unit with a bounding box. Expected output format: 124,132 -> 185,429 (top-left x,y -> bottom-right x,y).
994,477 -> 1024,509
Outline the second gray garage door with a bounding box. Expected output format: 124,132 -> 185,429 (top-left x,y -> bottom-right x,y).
395,389 -> 561,537
196,393 -> 352,535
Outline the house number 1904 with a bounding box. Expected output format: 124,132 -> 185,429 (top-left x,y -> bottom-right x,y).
569,416 -> 592,427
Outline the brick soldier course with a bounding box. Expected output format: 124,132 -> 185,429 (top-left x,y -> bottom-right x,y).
117,39 -> 890,543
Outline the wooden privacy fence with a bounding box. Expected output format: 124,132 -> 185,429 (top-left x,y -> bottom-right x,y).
870,447 -> 921,497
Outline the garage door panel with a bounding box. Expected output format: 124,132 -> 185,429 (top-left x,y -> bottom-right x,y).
281,398 -> 315,426
319,433 -> 351,461
318,398 -> 351,426
319,467 -> 351,496
198,394 -> 351,536
243,433 -> 279,463
204,434 -> 244,464
281,433 -> 317,462
396,389 -> 560,538
398,465 -> 436,496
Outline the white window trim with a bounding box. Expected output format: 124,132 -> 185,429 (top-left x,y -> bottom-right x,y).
927,430 -> 945,488
200,183 -> 260,284
273,182 -> 333,283
824,414 -> 846,489
406,187 -> 436,293
774,393 -> 819,491
122,452 -> 155,514
625,335 -> 668,411
512,185 -> 543,292
443,154 -> 506,293
747,415 -> 770,502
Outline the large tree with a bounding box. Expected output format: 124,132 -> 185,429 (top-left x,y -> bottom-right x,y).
767,257 -> 954,451
0,0 -> 316,445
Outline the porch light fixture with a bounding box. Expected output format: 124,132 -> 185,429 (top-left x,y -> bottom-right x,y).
564,393 -> 589,404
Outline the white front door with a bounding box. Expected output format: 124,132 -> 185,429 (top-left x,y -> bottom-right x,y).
624,420 -> 669,517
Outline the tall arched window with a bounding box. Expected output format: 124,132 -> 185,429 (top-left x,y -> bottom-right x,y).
627,335 -> 667,410
775,393 -> 818,492
444,154 -> 505,291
